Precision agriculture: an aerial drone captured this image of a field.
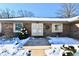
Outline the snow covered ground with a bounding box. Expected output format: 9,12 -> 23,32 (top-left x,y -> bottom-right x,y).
45,44 -> 79,56
0,37 -> 30,48
0,37 -> 30,56
48,37 -> 79,44
0,44 -> 30,56
46,37 -> 79,56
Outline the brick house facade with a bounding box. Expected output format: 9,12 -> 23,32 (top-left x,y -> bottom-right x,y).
0,16 -> 79,39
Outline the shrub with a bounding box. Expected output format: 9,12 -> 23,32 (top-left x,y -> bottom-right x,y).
18,27 -> 29,40
62,52 -> 73,56
62,46 -> 77,56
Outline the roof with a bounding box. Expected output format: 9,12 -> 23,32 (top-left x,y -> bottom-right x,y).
0,16 -> 79,22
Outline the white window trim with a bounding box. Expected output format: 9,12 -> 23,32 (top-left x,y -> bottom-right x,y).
0,23 -> 1,32
52,23 -> 63,32
13,22 -> 23,32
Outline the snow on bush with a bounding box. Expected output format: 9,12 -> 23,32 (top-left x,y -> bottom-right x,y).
45,44 -> 79,56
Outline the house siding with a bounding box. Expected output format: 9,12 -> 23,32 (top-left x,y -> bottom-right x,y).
69,22 -> 79,39
48,23 -> 70,37
0,21 -> 78,39
0,21 -> 70,38
1,22 -> 14,38
23,21 -> 70,37
60,24 -> 70,37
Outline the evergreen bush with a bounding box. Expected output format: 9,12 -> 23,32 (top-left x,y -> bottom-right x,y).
18,27 -> 29,40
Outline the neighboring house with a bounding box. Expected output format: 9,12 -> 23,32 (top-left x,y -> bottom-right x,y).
0,16 -> 79,39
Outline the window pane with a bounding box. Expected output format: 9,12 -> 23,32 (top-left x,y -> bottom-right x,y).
15,23 -> 23,31
55,25 -> 59,31
52,23 -> 63,32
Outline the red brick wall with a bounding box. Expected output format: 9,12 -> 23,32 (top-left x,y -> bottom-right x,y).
1,22 -> 14,38
0,21 -> 70,38
69,22 -> 79,39
22,21 -> 70,37
60,23 -> 70,37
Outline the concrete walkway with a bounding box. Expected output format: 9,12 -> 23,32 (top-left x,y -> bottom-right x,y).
24,37 -> 50,46
24,46 -> 51,56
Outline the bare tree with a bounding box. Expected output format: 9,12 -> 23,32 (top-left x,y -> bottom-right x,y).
17,10 -> 24,17
1,10 -> 7,18
56,3 -> 79,18
17,9 -> 34,17
26,11 -> 34,17
2,8 -> 11,18
10,10 -> 16,18
0,8 -> 35,18
0,8 -> 17,18
0,9 -> 3,18
5,8 -> 10,18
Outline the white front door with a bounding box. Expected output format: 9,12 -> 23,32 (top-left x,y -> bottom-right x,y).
32,23 -> 43,36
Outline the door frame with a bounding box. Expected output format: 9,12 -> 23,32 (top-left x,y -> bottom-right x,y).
31,23 -> 43,36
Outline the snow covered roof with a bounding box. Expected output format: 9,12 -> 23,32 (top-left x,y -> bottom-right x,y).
0,16 -> 79,22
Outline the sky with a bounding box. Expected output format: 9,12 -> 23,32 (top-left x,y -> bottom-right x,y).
0,3 -> 64,17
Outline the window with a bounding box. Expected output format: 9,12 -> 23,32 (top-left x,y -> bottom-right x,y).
55,25 -> 59,31
13,23 -> 23,32
0,23 -> 1,32
52,23 -> 63,32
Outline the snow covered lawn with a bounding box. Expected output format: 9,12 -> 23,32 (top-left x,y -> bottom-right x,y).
45,44 -> 79,56
48,37 -> 79,44
0,37 -> 30,48
0,37 -> 31,56
0,44 -> 30,56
